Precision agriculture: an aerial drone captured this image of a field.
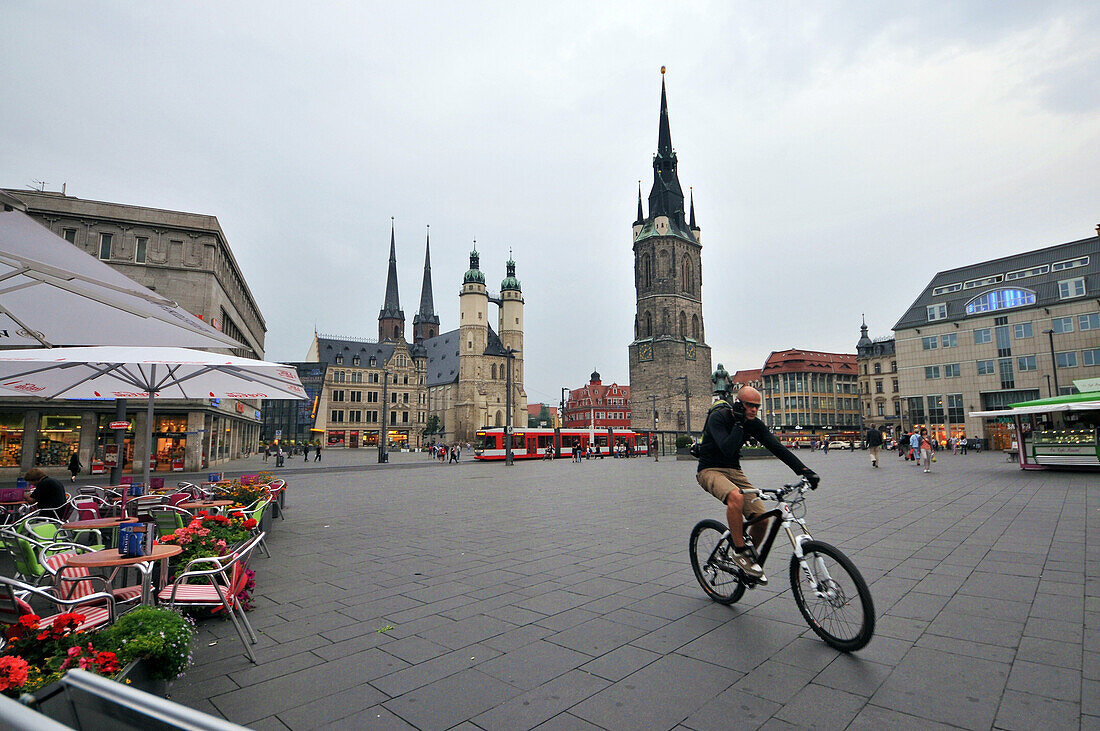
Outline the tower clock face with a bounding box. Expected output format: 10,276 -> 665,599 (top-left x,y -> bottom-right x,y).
685,342 -> 696,361
639,342 -> 653,361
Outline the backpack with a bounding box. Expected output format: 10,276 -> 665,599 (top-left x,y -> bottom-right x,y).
689,399 -> 735,458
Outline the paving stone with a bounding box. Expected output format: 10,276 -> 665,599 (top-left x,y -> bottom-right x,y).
1014,635 -> 1082,670
1005,659 -> 1081,701
771,682 -> 867,729
369,643 -> 501,697
680,685 -> 782,730
845,703 -> 957,731
993,689 -> 1081,731
381,668 -> 521,731
476,639 -> 595,690
731,659 -> 816,703
470,669 -> 610,731
275,681 -> 389,729
870,645 -> 1009,729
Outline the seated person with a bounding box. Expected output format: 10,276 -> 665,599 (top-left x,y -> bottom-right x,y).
23,467 -> 68,520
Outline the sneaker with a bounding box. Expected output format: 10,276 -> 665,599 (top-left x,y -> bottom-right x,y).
718,548 -> 764,578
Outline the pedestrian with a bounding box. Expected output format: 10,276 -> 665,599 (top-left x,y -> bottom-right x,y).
919,428 -> 933,472
263,444 -> 270,462
909,430 -> 920,463
822,436 -> 830,455
865,426 -> 883,468
899,432 -> 908,459
960,435 -> 968,454
314,443 -> 322,462
275,444 -> 285,467
449,445 -> 458,463
66,450 -> 82,482
302,443 -> 309,461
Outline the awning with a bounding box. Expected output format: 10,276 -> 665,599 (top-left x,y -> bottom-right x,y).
970,392 -> 1100,418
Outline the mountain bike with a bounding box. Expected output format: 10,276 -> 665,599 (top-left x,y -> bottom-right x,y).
689,477 -> 875,652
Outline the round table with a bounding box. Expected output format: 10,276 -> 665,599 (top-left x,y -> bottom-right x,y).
62,517 -> 127,530
65,544 -> 183,604
179,500 -> 235,512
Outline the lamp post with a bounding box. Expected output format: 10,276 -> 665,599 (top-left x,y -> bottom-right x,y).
504,348 -> 519,466
1043,329 -> 1060,396
675,375 -> 691,436
560,387 -> 569,427
1045,374 -> 1053,398
649,393 -> 659,461
378,368 -> 389,463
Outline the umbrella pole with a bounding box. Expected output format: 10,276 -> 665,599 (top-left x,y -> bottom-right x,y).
143,364 -> 155,497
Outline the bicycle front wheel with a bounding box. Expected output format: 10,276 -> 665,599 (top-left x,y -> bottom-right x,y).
689,519 -> 746,605
789,540 -> 875,652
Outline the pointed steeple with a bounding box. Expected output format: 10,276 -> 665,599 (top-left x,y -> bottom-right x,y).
689,187 -> 697,230
413,225 -> 439,344
648,67 -> 686,226
378,218 -> 405,341
635,181 -> 644,224
856,314 -> 873,353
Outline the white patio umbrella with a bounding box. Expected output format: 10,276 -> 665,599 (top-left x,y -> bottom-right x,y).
0,346 -> 306,502
0,207 -> 242,349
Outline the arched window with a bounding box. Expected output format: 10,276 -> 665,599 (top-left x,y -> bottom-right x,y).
692,314 -> 700,340
681,260 -> 693,292
495,410 -> 503,427
641,254 -> 652,288
490,364 -> 497,379
679,311 -> 687,337
965,288 -> 1036,315
874,362 -> 881,374
644,312 -> 652,337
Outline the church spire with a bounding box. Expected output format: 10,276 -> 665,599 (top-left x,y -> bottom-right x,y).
635,181 -> 644,224
413,225 -> 439,344
648,67 -> 686,225
689,187 -> 697,229
378,217 -> 405,341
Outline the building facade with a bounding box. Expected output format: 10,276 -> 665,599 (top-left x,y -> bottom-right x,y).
760,349 -> 861,435
562,371 -> 631,430
527,404 -> 560,428
302,227 -> 528,448
628,72 -> 712,438
0,188 -> 267,477
730,369 -> 763,392
856,319 -> 901,435
893,232 -> 1100,449
259,362 -> 326,446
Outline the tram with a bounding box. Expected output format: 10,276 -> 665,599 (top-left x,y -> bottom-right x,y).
473,427 -> 649,460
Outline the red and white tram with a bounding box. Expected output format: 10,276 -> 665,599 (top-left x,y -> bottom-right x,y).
473,428 -> 649,461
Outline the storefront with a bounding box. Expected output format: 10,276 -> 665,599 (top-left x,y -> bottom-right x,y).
327,430 -> 345,447
971,390 -> 1100,470
36,414 -> 81,467
0,413 -> 24,467
387,429 -> 409,449
153,415 -> 189,472
94,415 -> 134,476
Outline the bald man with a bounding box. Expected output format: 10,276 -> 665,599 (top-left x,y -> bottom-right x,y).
695,385 -> 819,581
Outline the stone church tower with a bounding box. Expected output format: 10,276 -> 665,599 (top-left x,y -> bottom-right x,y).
628,70 -> 713,435
453,247 -> 527,441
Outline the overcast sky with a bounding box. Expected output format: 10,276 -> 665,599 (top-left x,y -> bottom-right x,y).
3,2 -> 1097,408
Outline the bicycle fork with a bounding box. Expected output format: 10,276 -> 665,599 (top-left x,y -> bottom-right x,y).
788,525 -> 839,602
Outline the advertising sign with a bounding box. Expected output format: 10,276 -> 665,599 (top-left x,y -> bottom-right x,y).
109,421 -> 131,430
104,444 -> 119,467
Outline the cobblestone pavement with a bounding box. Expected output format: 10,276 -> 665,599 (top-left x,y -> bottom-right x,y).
142,450 -> 1098,728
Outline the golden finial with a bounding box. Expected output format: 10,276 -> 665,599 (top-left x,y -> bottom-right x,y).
660,66 -> 666,75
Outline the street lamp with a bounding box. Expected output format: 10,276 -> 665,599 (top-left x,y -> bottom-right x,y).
1042,329 -> 1060,396
504,348 -> 519,466
675,375 -> 691,436
378,368 -> 389,463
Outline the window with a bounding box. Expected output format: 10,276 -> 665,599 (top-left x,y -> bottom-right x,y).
350,391 -> 362,402
944,363 -> 961,378
921,336 -> 938,350
947,394 -> 964,424
965,288 -> 1036,315
924,366 -> 941,379
1017,355 -> 1037,371
1059,278 -> 1086,299
367,391 -> 378,403
62,228 -> 77,243
135,236 -> 148,264
875,380 -> 883,393
963,275 -> 1003,290
940,333 -> 957,348
1052,256 -> 1088,272
877,403 -> 885,416
932,282 -> 963,296
98,233 -> 113,260
402,412 -> 409,423
927,303 -> 947,321
973,328 -> 992,344
892,378 -> 898,392
1083,349 -> 1100,367
334,355 -> 343,365
352,355 -> 360,366
331,390 -> 345,402
330,410 -> 344,423
349,410 -> 361,422
1080,313 -> 1100,331
999,358 -> 1015,389
1013,323 -> 1033,339
1052,317 -> 1074,334
977,359 -> 995,375
402,393 -> 409,403
891,361 -> 897,372
873,362 -> 881,374
1006,265 -> 1048,281
1056,351 -> 1078,368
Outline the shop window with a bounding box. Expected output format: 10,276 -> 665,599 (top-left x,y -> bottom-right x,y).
37,414 -> 81,466
0,413 -> 24,467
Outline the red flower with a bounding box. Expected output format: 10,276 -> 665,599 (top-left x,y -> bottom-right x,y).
243,518 -> 257,529
95,651 -> 120,674
17,614 -> 40,629
0,656 -> 29,692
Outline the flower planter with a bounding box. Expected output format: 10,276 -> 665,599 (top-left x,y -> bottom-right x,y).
17,658 -> 167,725
260,502 -> 273,534
115,657 -> 170,697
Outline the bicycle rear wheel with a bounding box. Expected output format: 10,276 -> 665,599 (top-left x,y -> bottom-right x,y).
789,540 -> 875,652
689,519 -> 746,605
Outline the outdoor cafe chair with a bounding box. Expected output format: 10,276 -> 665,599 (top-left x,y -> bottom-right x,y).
122,494 -> 168,518
157,532 -> 265,664
0,574 -> 117,634
0,527 -> 54,585
166,492 -> 192,507
236,496 -> 273,557
73,496 -> 112,521
39,541 -> 144,607
265,479 -> 287,520
148,505 -> 193,539
20,516 -> 104,551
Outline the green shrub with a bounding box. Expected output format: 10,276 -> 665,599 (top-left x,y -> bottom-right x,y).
96,607 -> 194,681
675,435 -> 694,449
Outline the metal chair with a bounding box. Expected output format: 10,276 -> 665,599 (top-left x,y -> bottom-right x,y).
0,574 -> 117,633
157,533 -> 265,664
236,496 -> 273,557
122,494 -> 168,518
148,505 -> 193,539
38,541 -> 144,607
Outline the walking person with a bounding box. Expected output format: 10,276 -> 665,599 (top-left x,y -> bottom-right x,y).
275,444 -> 285,467
865,426 -> 883,468
67,451 -> 82,482
909,430 -> 921,463
919,428 -> 933,472
303,443 -> 310,461
960,435 -> 968,454
263,444 -> 270,462
314,443 -> 322,462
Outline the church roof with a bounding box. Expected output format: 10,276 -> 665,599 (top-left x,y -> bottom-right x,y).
379,222 -> 404,321
314,336 -> 395,368
421,329 -> 460,387
639,71 -> 694,243
413,228 -> 439,327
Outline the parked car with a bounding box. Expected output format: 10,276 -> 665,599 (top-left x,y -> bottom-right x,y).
852,440 -> 863,449
830,440 -> 851,449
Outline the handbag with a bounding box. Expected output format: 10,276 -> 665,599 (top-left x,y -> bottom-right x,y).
932,454 -> 937,463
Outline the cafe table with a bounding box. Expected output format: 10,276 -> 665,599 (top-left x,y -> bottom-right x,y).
0,500 -> 26,524
179,499 -> 235,514
62,516 -> 127,547
64,544 -> 183,605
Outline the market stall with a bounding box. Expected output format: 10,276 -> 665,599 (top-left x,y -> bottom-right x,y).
970,388 -> 1100,470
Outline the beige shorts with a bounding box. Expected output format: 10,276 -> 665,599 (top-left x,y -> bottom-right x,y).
697,467 -> 767,517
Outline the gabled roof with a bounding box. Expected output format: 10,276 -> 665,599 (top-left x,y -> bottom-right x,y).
762,349 -> 857,375
422,329 -> 459,387
731,369 -> 762,385
893,236 -> 1098,331
314,336 -> 394,368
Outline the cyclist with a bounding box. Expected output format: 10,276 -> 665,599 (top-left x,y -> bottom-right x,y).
695,381 -> 819,581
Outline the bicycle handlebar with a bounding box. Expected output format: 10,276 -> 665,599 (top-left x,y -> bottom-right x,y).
742,477 -> 812,502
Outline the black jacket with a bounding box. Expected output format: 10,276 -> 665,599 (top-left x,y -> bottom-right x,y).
696,402 -> 808,474
866,428 -> 883,447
